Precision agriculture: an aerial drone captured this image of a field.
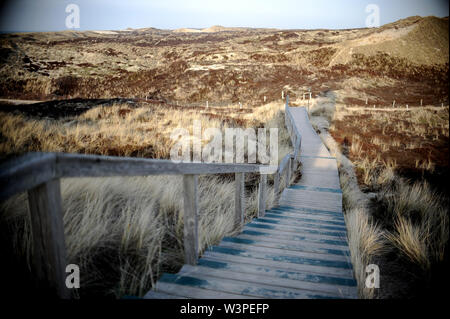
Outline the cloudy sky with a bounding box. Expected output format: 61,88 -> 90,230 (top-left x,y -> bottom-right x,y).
0,0 -> 448,32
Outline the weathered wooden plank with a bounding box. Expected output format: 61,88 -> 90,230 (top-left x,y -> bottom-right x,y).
27,178 -> 70,299
221,236 -> 350,257
271,205 -> 344,217
240,228 -> 349,247
179,264 -> 357,298
247,220 -> 347,238
57,153 -> 265,177
243,224 -> 348,243
207,246 -> 353,271
156,280 -> 257,299
196,258 -> 356,288
183,174 -> 198,265
217,241 -> 351,263
159,272 -> 336,299
258,174 -> 267,217
234,173 -> 245,231
267,207 -> 345,222
255,216 -> 348,232
232,234 -> 350,255
202,252 -> 355,279
263,211 -> 346,226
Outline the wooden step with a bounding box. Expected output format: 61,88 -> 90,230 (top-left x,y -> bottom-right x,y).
205,246 -> 353,270
157,272 -> 338,299
239,228 -> 350,247
222,236 -> 350,256
179,264 -> 357,298
217,241 -> 351,262
202,251 -> 355,279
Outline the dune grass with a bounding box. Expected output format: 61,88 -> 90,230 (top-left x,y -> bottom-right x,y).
0,101 -> 291,297
310,95 -> 449,298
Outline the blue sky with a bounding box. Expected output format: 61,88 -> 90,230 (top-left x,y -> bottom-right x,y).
0,0 -> 448,32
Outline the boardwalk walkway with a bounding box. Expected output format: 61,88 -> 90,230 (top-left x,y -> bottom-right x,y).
145,106 -> 357,299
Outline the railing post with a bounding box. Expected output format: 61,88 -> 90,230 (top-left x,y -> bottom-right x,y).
258,174 -> 267,217
183,174 -> 198,265
286,157 -> 292,188
27,178 -> 70,299
274,171 -> 280,199
234,173 -> 245,231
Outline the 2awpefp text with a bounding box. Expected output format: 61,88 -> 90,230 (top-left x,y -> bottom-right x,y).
180,303 -> 269,317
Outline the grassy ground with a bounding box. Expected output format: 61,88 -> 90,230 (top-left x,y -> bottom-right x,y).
309,94 -> 449,298
0,101 -> 294,298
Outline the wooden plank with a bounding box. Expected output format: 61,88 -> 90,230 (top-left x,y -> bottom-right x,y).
240,228 -> 350,248
255,216 -> 348,232
159,272 -> 336,299
156,280 -> 257,299
183,175 -> 198,265
222,236 -> 350,257
231,234 -> 350,255
196,258 -> 356,288
27,178 -> 70,299
179,265 -> 357,298
234,173 -> 245,231
57,153 -> 265,177
202,252 -> 355,279
263,211 -> 346,226
247,220 -> 347,238
207,246 -> 353,271
243,224 -> 348,243
258,174 -> 267,217
267,207 -> 345,222
278,200 -> 342,213
217,241 -> 351,263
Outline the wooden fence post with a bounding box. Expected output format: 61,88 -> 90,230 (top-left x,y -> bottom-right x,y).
274,171 -> 280,200
286,157 -> 292,188
183,174 -> 198,265
258,174 -> 267,217
234,173 -> 245,231
27,178 -> 70,299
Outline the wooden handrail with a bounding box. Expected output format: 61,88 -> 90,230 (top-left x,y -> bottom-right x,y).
0,95 -> 302,298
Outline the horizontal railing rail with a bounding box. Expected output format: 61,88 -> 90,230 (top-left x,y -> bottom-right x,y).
0,95 -> 302,298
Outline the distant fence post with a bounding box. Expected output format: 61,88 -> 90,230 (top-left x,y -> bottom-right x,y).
258,174 -> 267,217
286,157 -> 292,188
274,171 -> 280,200
27,178 -> 70,299
183,174 -> 199,265
234,173 -> 245,230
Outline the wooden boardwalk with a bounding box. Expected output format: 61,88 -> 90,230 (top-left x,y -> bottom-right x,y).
145,106 -> 357,299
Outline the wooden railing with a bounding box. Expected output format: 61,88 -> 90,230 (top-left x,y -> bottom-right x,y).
0,96 -> 301,298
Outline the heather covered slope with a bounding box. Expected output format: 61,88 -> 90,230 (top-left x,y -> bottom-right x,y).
0,16 -> 448,106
